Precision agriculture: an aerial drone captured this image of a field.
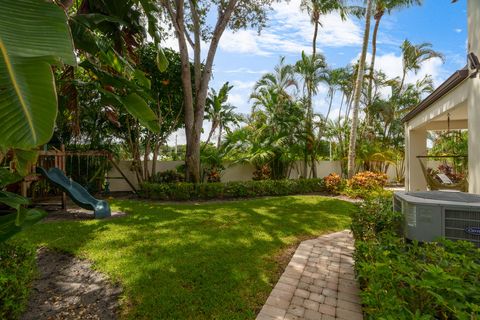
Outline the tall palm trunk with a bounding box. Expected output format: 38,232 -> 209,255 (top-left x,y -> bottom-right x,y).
399,69 -> 407,95
347,0 -> 373,178
309,19 -> 320,178
303,19 -> 320,178
217,123 -> 223,148
338,93 -> 345,123
367,9 -> 383,108
325,88 -> 335,120
204,120 -> 219,146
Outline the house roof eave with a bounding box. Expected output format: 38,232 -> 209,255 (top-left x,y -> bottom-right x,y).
402,66 -> 469,123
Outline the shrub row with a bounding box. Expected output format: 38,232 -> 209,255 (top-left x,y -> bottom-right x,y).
140,178 -> 325,200
352,195 -> 480,319
0,242 -> 36,319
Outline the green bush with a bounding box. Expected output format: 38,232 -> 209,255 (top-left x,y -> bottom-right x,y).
0,242 -> 36,319
343,185 -> 391,200
140,179 -> 325,201
351,194 -> 401,242
150,170 -> 185,183
352,194 -> 480,319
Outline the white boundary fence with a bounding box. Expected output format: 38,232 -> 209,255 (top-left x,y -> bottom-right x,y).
107,160 -> 398,192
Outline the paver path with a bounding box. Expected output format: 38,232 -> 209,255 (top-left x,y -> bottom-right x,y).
257,230 -> 362,320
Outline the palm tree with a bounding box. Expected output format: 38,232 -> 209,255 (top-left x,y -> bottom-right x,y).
249,61 -> 306,179
300,0 -> 362,58
399,39 -> 445,93
295,51 -> 328,177
253,57 -> 297,98
205,82 -> 242,148
347,0 -> 373,178
300,0 -> 361,176
367,0 -> 423,105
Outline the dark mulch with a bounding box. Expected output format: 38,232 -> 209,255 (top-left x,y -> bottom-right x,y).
22,248 -> 122,320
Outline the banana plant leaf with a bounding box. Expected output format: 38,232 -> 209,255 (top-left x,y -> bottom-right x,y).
0,0 -> 76,150
0,208 -> 46,242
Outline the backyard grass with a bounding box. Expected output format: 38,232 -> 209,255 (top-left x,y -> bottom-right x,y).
16,195 -> 356,319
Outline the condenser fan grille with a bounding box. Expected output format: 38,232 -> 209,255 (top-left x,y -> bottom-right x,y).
444,209 -> 480,247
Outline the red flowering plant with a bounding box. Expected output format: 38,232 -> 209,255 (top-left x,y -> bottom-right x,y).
323,173 -> 344,194
348,171 -> 388,190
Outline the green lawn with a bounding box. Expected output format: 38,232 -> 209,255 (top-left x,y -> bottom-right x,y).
16,195 -> 356,319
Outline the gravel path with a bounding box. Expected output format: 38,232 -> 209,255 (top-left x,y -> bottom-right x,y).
22,248 -> 122,320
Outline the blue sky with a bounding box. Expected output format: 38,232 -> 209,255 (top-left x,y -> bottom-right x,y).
165,0 -> 468,144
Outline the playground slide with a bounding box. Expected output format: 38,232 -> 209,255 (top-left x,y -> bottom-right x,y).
36,167 -> 111,218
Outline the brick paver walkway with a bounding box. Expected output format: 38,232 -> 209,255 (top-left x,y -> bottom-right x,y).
256,230 -> 362,320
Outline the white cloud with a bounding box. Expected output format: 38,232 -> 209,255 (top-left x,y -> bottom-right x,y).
327,107 -> 342,121
219,0 -> 362,56
228,81 -> 255,114
223,67 -> 269,74
352,52 -> 446,90
272,0 -> 362,47
455,28 -> 463,33
161,34 -> 179,51
231,80 -> 256,90
228,93 -> 250,110
220,30 -> 269,55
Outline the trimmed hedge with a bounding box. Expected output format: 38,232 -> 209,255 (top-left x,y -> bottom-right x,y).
0,242 -> 36,319
140,179 -> 325,200
352,195 -> 480,319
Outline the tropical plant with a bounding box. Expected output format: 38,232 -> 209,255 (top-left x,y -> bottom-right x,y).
367,0 -> 423,105
300,0 -> 363,57
0,0 -> 76,151
205,82 -> 243,148
0,0 -> 76,241
295,51 -> 328,177
223,70 -> 304,180
399,39 -> 445,93
348,0 -> 373,178
159,0 -> 282,182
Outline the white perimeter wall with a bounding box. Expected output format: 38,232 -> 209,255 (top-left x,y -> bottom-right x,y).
108,160 -> 399,192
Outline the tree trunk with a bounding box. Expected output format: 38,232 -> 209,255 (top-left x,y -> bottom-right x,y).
325,88 -> 335,121
166,0 -> 237,183
151,140 -> 161,177
143,137 -> 151,181
205,121 -> 218,146
312,17 -> 319,57
399,70 -> 407,95
347,0 -> 372,178
338,93 -> 345,123
367,10 -> 383,108
310,154 -> 317,178
304,19 -> 320,178
217,123 -> 223,148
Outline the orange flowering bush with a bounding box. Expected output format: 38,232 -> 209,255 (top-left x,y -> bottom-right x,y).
348,171 -> 387,190
323,173 -> 343,194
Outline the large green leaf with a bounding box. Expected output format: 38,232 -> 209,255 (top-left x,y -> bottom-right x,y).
13,149 -> 38,176
0,208 -> 46,242
0,191 -> 29,211
0,0 -> 76,149
122,93 -> 161,132
156,48 -> 169,72
0,168 -> 22,188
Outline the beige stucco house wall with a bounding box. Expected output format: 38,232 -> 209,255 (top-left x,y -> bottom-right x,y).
404,0 -> 480,194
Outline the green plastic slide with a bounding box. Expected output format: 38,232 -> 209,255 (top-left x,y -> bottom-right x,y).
36,167 -> 111,218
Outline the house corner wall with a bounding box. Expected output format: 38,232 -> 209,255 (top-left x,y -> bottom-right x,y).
405,126 -> 427,192
468,0 -> 480,194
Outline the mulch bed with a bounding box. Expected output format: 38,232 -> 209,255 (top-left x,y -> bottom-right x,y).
22,248 -> 122,320
42,208 -> 127,222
